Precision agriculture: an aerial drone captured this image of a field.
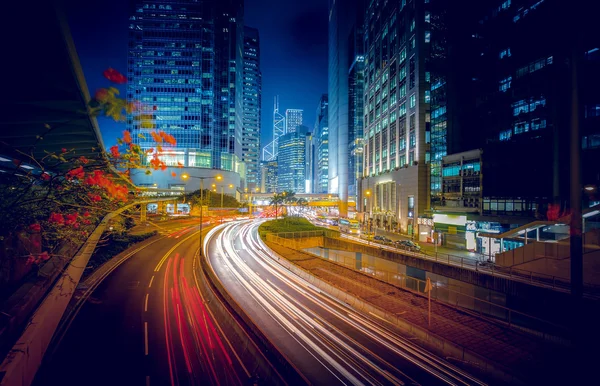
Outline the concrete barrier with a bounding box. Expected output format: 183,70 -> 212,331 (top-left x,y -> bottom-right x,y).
200,247 -> 308,385
0,198 -> 177,386
193,251 -> 287,385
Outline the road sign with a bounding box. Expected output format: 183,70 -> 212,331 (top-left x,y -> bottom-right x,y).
424,277 -> 433,293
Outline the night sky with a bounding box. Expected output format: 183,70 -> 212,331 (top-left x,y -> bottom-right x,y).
66,0 -> 328,150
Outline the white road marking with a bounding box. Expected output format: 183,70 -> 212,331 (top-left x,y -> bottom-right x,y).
145,293 -> 149,312
148,276 -> 155,288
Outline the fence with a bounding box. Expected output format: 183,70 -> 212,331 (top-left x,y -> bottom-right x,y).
338,234 -> 600,294
300,247 -> 571,344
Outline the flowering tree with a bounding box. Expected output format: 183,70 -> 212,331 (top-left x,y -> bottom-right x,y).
0,68 -> 178,284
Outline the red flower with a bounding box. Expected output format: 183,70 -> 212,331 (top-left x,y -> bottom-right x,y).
29,223 -> 41,232
95,88 -> 109,102
49,213 -> 65,225
82,219 -> 91,225
66,166 -> 85,180
123,130 -> 132,144
88,194 -> 102,203
79,156 -> 89,164
103,68 -> 127,84
61,148 -> 67,153
40,173 -> 51,181
39,251 -> 50,261
83,211 -> 91,217
65,213 -> 78,226
110,145 -> 120,158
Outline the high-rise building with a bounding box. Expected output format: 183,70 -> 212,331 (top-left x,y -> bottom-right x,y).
277,125 -> 309,193
285,109 -> 303,134
348,24 -> 365,208
127,0 -> 245,190
260,160 -> 278,193
261,96 -> 285,161
314,95 -> 329,194
242,26 -> 261,191
469,0 -> 600,216
328,0 -> 366,217
361,0 -> 454,235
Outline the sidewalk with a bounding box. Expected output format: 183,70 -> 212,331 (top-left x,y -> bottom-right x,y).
266,241 -> 573,385
371,228 -> 487,261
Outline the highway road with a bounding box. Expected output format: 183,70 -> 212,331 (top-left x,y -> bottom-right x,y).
205,220 -> 487,386
33,218 -> 271,386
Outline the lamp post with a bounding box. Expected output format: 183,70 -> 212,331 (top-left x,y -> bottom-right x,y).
365,189 -> 371,233
181,173 -> 221,255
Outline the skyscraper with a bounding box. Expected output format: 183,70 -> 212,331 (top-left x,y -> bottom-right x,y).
242,26 -> 261,191
314,95 -> 329,194
360,0 -> 437,235
277,125 -> 309,193
285,109 -> 303,134
260,160 -> 278,193
261,96 -> 285,161
127,0 -> 244,186
348,24 -> 365,208
328,0 -> 365,217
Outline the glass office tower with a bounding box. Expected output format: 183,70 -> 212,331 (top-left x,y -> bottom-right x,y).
242,26 -> 261,190
127,0 -> 244,172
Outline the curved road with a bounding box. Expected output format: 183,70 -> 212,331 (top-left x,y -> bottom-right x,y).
34,220 -> 267,386
205,220 -> 486,386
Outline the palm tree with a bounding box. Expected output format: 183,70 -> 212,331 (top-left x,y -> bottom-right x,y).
296,198 -> 308,216
269,193 -> 285,220
282,190 -> 297,217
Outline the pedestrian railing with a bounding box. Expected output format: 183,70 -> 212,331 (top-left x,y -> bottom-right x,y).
339,234 -> 600,295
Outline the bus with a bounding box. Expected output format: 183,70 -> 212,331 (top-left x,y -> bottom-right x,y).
339,218 -> 360,234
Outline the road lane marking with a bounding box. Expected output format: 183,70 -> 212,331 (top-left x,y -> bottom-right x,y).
145,293 -> 149,312
144,322 -> 149,355
148,276 -> 154,288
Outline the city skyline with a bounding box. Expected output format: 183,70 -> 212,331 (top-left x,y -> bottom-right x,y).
65,0 -> 327,149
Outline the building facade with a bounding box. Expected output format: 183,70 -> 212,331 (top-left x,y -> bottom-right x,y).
348,24 -> 365,208
285,109 -> 303,134
127,0 -> 245,185
260,159 -> 278,193
471,0 -> 600,217
242,26 -> 261,191
314,95 -> 329,194
277,126 -> 309,193
261,96 -> 285,161
360,0 -> 434,235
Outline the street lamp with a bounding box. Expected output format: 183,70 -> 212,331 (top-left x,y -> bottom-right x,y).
181,173 -> 222,255
365,190 -> 372,233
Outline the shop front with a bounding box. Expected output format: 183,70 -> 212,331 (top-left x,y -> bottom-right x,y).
433,214 -> 467,250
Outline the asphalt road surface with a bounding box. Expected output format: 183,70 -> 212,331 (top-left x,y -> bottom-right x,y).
34,219 -> 256,386
205,220 -> 487,386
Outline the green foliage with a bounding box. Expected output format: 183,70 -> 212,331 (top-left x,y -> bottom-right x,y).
84,230 -> 158,278
184,189 -> 240,208
258,217 -> 328,234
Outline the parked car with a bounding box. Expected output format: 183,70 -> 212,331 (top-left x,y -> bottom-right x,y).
373,235 -> 385,241
394,240 -> 421,251
381,236 -> 393,244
